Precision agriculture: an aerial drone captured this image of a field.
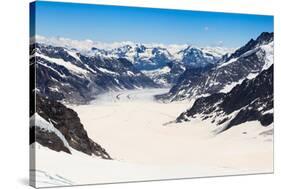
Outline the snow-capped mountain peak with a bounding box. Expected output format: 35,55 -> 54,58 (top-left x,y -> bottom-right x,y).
157,32 -> 274,102
34,35 -> 235,69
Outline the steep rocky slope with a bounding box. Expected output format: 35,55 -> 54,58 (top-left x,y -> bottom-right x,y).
32,43 -> 158,104
30,94 -> 111,159
176,65 -> 273,132
157,32 -> 273,101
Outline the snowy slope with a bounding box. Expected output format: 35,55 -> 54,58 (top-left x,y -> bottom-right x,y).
32,88 -> 273,188
158,32 -> 274,101
35,36 -> 234,65
31,43 -> 158,104
33,35 -> 236,87
31,94 -> 112,158
176,65 -> 273,132
30,113 -> 71,151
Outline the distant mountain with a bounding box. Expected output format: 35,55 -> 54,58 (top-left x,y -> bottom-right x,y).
142,61 -> 186,86
88,44 -> 228,86
176,65 -> 273,132
157,32 -> 273,101
110,45 -> 174,70
30,94 -> 111,159
35,35 -> 234,86
31,43 -> 158,104
219,32 -> 273,64
176,46 -> 220,68
90,43 -> 232,69
201,46 -> 236,58
35,35 -> 234,67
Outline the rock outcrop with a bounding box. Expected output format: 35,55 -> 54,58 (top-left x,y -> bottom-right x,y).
30,94 -> 111,159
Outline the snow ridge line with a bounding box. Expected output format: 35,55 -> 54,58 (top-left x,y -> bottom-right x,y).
30,113 -> 72,152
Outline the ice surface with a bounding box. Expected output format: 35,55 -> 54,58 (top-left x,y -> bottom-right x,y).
34,89 -> 273,187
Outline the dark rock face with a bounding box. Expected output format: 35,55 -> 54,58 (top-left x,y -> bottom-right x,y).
178,47 -> 219,68
32,41 -> 230,92
155,64 -> 214,101
143,61 -> 186,86
222,32 -> 273,63
176,65 -> 273,132
32,43 -> 158,104
31,94 -> 111,159
108,44 -> 174,71
85,44 -> 226,85
167,61 -> 186,83
159,32 -> 273,102
134,47 -> 173,70
30,126 -> 71,154
148,46 -> 221,87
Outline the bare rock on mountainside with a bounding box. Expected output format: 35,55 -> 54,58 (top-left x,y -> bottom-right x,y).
31,43 -> 159,104
176,65 -> 273,132
30,94 -> 111,159
157,32 -> 273,102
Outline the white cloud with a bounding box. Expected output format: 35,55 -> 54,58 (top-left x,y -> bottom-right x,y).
33,35 -> 235,56
33,35 -> 190,52
217,41 -> 224,46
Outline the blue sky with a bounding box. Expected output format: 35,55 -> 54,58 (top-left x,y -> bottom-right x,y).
31,1 -> 273,48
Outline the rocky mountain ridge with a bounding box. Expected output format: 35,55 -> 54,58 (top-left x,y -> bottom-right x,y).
30,94 -> 111,159
176,65 -> 273,132
157,32 -> 273,102
31,43 -> 158,104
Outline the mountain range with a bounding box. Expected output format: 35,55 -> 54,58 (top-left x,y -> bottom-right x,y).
30,32 -> 274,156
157,32 -> 273,101
31,36 -> 235,104
176,64 -> 273,132
31,43 -> 158,104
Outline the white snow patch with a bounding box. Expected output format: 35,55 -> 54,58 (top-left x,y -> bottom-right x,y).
36,53 -> 89,77
126,71 -> 135,76
262,108 -> 273,115
246,72 -> 259,80
49,86 -> 59,92
201,47 -> 236,58
65,49 -> 81,62
114,78 -> 120,85
30,113 -> 71,151
83,64 -> 97,74
37,61 -> 66,78
218,41 -> 273,70
96,67 -> 119,75
142,66 -> 171,76
260,41 -> 274,71
219,79 -> 244,93
217,57 -> 238,68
